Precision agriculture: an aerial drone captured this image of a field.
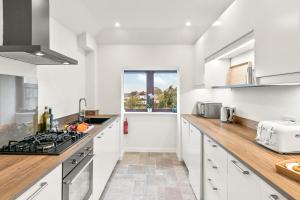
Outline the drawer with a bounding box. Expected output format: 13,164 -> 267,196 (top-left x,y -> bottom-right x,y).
204,152 -> 227,181
204,174 -> 227,200
260,179 -> 288,200
17,164 -> 62,200
204,135 -> 227,166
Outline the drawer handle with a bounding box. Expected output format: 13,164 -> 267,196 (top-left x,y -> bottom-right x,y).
26,182 -> 48,200
207,158 -> 218,169
231,160 -> 250,175
97,136 -> 102,139
269,194 -> 279,200
207,178 -> 218,191
212,144 -> 218,148
207,139 -> 211,143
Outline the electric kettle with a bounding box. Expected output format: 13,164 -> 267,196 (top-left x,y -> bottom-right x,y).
220,107 -> 236,123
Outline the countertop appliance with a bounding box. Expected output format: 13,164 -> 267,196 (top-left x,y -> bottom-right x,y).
0,0 -> 78,65
196,101 -> 222,119
63,140 -> 94,200
256,121 -> 300,154
220,107 -> 236,123
0,130 -> 89,155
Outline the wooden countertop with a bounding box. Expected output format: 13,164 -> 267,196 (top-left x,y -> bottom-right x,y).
182,114 -> 300,200
0,115 -> 118,200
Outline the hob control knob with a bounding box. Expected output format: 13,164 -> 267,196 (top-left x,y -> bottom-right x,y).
71,159 -> 78,164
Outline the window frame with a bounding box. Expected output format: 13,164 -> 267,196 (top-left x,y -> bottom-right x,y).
123,70 -> 177,113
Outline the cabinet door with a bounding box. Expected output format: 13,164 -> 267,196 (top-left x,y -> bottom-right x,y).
228,154 -> 261,200
17,164 -> 62,200
93,131 -> 111,200
188,125 -> 202,200
181,118 -> 190,167
260,180 -> 288,200
255,0 -> 300,78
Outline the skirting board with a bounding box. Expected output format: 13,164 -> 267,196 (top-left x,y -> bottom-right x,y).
124,147 -> 176,153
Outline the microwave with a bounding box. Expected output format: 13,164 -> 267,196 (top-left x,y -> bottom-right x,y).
196,101 -> 222,119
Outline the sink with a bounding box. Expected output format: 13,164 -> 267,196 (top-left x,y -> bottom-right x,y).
84,117 -> 110,124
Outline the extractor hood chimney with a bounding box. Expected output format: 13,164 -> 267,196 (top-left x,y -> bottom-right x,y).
0,0 -> 78,65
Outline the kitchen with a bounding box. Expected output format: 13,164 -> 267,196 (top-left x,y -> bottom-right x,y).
0,0 -> 300,200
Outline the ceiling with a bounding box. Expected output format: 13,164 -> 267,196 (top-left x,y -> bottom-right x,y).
50,0 -> 234,45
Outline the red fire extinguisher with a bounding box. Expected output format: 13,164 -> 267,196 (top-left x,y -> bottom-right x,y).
124,118 -> 128,135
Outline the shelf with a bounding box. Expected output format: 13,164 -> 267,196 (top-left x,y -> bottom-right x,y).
211,84 -> 297,89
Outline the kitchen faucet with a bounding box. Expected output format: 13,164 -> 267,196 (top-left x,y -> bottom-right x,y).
79,98 -> 87,122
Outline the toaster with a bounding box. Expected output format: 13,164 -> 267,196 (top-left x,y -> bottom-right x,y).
256,121 -> 300,154
196,101 -> 222,119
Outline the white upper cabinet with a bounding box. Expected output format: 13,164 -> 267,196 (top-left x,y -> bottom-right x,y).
202,0 -> 255,59
255,0 -> 300,79
193,37 -> 205,87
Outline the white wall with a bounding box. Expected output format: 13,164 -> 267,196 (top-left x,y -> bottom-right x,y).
37,18 -> 86,118
96,45 -> 208,152
124,114 -> 177,152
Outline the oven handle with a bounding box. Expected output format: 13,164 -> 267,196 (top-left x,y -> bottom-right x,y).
63,154 -> 94,185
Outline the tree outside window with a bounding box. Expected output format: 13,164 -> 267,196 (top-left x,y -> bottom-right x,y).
124,70 -> 177,112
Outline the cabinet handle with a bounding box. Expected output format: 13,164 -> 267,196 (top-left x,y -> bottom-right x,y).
231,160 -> 250,175
26,182 -> 48,200
212,144 -> 218,148
269,194 -> 279,200
207,158 -> 218,169
207,139 -> 211,143
97,136 -> 102,139
207,178 -> 218,191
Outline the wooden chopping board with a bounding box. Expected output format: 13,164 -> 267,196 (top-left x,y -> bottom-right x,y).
226,62 -> 252,85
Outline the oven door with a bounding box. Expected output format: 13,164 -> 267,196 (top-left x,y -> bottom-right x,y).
63,155 -> 94,200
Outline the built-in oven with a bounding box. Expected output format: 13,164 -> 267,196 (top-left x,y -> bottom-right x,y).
63,140 -> 94,200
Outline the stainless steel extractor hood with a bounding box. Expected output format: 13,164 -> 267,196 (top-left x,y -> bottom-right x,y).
0,0 -> 78,65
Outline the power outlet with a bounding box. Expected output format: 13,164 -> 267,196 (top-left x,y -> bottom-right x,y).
281,116 -> 297,122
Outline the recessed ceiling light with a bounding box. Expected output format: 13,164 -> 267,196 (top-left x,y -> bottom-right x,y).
212,21 -> 222,27
185,21 -> 191,27
35,52 -> 44,56
115,22 -> 121,28
63,62 -> 70,65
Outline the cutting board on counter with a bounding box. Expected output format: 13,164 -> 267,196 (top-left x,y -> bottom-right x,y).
226,62 -> 253,85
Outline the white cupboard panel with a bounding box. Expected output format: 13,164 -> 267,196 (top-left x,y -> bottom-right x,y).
255,0 -> 300,78
181,118 -> 190,168
16,164 -> 62,200
188,124 -> 202,200
202,0 -> 255,58
228,154 -> 261,200
260,180 -> 288,200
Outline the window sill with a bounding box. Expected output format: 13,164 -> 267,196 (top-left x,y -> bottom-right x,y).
124,112 -> 177,115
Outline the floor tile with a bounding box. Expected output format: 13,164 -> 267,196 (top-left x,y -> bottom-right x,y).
100,152 -> 197,200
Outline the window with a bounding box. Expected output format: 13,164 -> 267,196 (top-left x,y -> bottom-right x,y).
123,70 -> 177,112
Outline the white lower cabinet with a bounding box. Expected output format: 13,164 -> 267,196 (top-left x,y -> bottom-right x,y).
16,164 -> 62,200
188,124 -> 202,200
181,118 -> 190,167
260,180 -> 288,200
204,135 -> 227,200
227,153 -> 261,200
93,119 -> 120,200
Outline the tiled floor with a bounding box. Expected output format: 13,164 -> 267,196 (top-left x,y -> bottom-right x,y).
100,152 -> 197,200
